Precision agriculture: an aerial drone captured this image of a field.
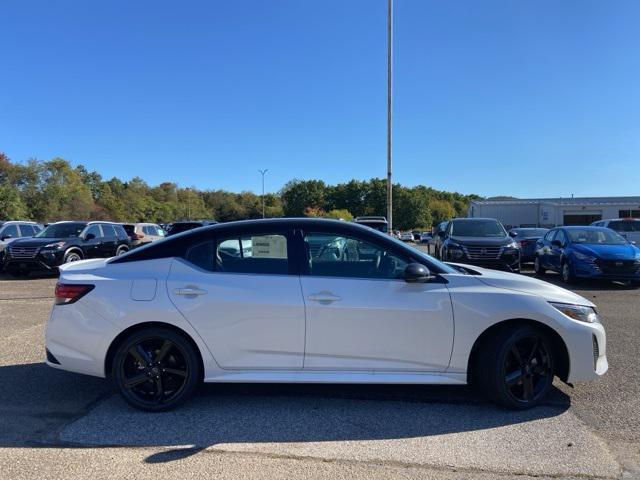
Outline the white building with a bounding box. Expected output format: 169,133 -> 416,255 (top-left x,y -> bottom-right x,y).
468,196 -> 640,229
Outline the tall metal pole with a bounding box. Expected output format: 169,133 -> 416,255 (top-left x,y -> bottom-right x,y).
386,0 -> 393,234
258,169 -> 268,218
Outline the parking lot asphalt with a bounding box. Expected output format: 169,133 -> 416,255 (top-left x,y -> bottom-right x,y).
0,263 -> 638,479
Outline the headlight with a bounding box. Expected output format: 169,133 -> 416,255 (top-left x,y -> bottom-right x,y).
43,241 -> 66,249
505,241 -> 519,250
447,242 -> 462,249
574,251 -> 596,262
550,302 -> 599,323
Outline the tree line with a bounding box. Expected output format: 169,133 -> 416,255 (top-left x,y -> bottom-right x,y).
0,153 -> 480,230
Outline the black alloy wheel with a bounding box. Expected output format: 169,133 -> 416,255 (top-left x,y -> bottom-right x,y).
477,325 -> 554,409
502,335 -> 553,405
112,327 -> 200,411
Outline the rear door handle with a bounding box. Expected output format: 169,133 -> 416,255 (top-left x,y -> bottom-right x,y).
175,287 -> 208,296
307,291 -> 341,303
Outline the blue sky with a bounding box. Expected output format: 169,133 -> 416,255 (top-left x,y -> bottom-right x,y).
1,0 -> 639,197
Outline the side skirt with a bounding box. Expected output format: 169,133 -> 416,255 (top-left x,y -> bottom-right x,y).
203,370 -> 467,385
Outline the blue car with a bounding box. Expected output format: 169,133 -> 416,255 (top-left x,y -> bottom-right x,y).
533,226 -> 640,286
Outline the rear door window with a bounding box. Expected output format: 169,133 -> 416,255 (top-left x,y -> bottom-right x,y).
102,225 -> 117,238
185,232 -> 290,274
1,224 -> 19,238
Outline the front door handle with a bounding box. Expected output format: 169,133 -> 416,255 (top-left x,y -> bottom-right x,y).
175,287 -> 208,296
307,291 -> 341,303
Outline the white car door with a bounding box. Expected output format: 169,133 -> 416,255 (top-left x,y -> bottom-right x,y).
301,231 -> 454,372
167,229 -> 305,370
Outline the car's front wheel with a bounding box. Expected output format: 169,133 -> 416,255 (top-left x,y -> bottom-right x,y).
116,246 -> 129,256
477,325 -> 554,409
112,327 -> 201,411
63,250 -> 82,263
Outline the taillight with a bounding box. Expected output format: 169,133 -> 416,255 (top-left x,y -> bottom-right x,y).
54,283 -> 94,305
135,233 -> 145,239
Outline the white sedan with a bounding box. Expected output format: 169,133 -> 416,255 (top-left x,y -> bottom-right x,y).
46,218 -> 607,411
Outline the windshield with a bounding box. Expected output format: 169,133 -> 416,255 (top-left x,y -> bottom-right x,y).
511,228 -> 548,238
35,222 -> 86,238
451,220 -> 506,238
368,228 -> 459,274
567,228 -> 628,245
608,221 -> 640,232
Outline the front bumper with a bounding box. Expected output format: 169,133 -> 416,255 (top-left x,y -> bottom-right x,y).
573,258 -> 640,281
4,249 -> 66,272
445,249 -> 521,272
565,318 -> 608,382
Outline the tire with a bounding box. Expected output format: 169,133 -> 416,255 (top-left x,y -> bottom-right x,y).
533,256 -> 545,275
111,327 -> 201,412
476,324 -> 554,409
561,261 -> 575,284
63,250 -> 82,263
116,246 -> 129,256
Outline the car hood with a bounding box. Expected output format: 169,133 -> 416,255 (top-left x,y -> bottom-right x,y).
573,243 -> 639,259
448,236 -> 513,246
8,237 -> 72,248
450,263 -> 595,307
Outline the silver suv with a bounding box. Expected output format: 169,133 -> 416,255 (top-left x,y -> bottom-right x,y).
0,221 -> 42,267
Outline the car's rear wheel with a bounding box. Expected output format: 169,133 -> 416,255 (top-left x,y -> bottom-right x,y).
477,325 -> 554,409
112,327 -> 201,411
116,246 -> 128,256
533,256 -> 545,275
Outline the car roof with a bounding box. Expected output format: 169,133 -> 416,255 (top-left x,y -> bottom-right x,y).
0,220 -> 38,224
452,217 -> 499,222
561,225 -> 609,230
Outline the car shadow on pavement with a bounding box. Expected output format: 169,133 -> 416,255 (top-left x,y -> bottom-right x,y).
0,362 -> 572,463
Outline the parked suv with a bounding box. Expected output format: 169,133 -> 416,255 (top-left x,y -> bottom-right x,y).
591,219 -> 640,245
122,222 -> 165,248
439,218 -> 521,272
4,221 -> 130,276
0,221 -> 42,268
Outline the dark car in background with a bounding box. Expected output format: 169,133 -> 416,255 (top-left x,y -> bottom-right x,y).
508,228 -> 549,264
433,221 -> 449,258
534,226 -> 640,286
0,221 -> 42,269
166,220 -> 217,236
439,218 -> 521,272
3,221 -> 130,276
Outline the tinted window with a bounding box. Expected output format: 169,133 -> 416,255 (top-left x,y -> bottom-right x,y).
511,228 -> 548,238
168,222 -> 203,236
544,230 -> 556,241
450,220 -> 506,237
113,225 -> 128,240
18,224 -> 36,236
608,221 -> 640,232
304,232 -> 409,280
102,225 -> 117,237
186,233 -> 289,274
1,225 -> 19,238
122,224 -> 136,236
142,226 -> 154,235
84,225 -> 102,238
35,222 -> 86,238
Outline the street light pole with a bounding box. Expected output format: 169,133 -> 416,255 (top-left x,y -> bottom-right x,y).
386,0 -> 393,234
258,169 -> 268,218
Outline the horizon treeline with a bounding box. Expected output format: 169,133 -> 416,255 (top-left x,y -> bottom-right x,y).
0,153 -> 480,230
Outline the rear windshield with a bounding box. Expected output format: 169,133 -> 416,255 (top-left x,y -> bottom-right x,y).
608,221 -> 640,232
451,220 -> 506,237
35,222 -> 86,238
566,228 -> 628,245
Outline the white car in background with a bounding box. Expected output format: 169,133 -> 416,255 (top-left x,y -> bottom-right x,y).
45,219 -> 607,412
121,223 -> 165,248
0,221 -> 41,267
400,231 -> 414,242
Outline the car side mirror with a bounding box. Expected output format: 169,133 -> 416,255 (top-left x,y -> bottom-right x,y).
84,233 -> 96,241
631,240 -> 637,246
0,234 -> 12,241
551,239 -> 562,248
404,263 -> 432,283
509,231 -> 517,237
